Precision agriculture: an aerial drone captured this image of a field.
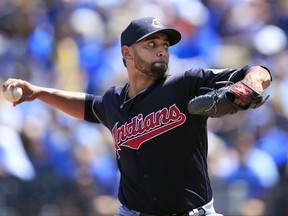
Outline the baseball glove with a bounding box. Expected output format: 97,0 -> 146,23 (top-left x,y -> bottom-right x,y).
187,81 -> 269,118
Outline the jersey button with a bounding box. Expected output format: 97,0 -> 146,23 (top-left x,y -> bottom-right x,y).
136,151 -> 140,156
129,110 -> 134,115
143,174 -> 148,179
152,196 -> 158,201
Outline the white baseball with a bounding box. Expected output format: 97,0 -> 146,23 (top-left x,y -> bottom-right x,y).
3,84 -> 23,103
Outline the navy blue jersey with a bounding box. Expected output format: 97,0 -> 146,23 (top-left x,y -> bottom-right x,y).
84,66 -> 252,214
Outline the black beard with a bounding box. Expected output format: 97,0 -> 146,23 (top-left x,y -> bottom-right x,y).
150,62 -> 168,80
132,47 -> 169,81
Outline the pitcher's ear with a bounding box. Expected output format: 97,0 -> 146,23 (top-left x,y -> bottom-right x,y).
121,46 -> 132,60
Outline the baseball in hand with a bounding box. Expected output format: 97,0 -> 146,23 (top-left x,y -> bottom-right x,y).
3,84 -> 23,103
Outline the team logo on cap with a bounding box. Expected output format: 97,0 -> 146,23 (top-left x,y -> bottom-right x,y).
152,18 -> 163,28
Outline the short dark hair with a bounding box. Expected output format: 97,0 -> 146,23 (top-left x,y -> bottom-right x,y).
122,58 -> 127,67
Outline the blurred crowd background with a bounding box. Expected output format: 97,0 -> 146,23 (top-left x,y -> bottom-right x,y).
0,0 -> 287,215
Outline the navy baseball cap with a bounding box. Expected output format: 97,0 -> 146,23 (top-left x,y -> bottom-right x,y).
121,17 -> 181,47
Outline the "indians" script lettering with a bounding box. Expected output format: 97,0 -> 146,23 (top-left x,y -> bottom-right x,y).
112,104 -> 186,158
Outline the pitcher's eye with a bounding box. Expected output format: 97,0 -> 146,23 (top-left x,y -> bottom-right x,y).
148,42 -> 155,47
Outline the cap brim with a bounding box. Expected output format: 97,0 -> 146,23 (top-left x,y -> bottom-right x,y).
136,28 -> 181,46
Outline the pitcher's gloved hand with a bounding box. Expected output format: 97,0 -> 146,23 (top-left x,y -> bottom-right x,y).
187,81 -> 270,118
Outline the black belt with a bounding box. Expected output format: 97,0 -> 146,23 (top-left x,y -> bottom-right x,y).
140,207 -> 206,216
